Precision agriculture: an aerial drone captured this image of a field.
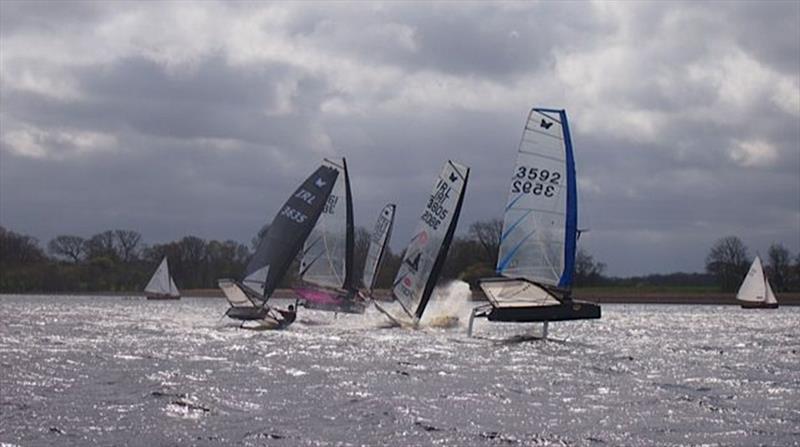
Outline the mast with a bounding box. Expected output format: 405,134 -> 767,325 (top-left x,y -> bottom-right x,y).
342,158 -> 355,291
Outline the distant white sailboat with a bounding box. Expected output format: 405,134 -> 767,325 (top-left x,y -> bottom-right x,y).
145,256 -> 180,300
468,107 -> 600,337
737,256 -> 779,309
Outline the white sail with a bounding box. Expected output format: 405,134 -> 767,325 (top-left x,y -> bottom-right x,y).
765,276 -> 778,305
362,203 -> 396,292
737,256 -> 767,303
242,265 -> 269,298
300,158 -> 351,290
392,161 -> 469,319
496,108 -> 577,290
145,256 -> 180,297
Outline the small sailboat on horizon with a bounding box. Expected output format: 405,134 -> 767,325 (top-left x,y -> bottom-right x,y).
737,256 -> 779,309
145,256 -> 181,300
468,107 -> 600,338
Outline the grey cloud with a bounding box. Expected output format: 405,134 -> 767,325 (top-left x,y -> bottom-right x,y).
1,1 -> 798,276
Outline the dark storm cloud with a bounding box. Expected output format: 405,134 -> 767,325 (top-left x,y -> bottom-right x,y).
0,1 -> 797,276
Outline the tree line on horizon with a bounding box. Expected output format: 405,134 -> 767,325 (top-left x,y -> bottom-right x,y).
1,223 -> 798,294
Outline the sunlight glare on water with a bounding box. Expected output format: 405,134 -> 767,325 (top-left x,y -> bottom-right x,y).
0,295 -> 798,446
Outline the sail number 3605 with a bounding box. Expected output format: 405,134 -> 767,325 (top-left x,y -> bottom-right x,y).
512,166 -> 560,197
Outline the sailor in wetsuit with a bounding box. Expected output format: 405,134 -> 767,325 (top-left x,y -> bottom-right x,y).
275,304 -> 297,329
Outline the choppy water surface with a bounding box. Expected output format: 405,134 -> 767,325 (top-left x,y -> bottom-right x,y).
0,295 -> 798,446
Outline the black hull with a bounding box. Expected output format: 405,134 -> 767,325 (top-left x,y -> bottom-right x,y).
486,301 -> 601,323
740,302 -> 779,309
146,295 -> 181,300
225,307 -> 270,321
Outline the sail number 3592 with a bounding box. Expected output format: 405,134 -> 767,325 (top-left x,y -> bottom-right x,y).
512,166 -> 560,197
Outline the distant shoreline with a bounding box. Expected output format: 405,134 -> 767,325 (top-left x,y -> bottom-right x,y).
3,288 -> 799,306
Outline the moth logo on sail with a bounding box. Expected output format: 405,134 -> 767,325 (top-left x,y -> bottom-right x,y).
314,177 -> 327,188
540,119 -> 553,129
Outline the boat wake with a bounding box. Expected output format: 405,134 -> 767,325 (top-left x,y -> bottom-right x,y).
420,280 -> 474,329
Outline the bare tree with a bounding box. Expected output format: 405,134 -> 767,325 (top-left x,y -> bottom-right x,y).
468,218 -> 503,265
0,226 -> 46,266
574,248 -> 606,286
85,231 -> 118,260
766,243 -> 792,292
705,236 -> 750,292
114,230 -> 142,263
48,235 -> 86,263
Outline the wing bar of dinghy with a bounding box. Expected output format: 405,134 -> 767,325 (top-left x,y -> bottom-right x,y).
468,108 -> 600,338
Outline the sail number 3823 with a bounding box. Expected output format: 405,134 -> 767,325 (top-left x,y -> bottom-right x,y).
512,166 -> 560,197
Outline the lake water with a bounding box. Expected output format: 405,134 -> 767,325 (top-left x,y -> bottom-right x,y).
0,293 -> 798,446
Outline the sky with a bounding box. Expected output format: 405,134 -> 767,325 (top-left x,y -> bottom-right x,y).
1,1 -> 798,277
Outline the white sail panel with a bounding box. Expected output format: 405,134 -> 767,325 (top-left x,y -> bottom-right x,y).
243,265 -> 269,298
765,276 -> 778,305
145,257 -> 179,297
736,256 -> 767,303
362,204 -> 396,292
392,161 -> 469,318
496,109 -> 574,288
300,158 -> 349,290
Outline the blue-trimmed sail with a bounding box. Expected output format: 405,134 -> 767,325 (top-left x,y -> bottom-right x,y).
496,108 -> 578,290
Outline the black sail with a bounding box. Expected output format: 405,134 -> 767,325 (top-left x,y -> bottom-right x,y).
243,165 -> 339,299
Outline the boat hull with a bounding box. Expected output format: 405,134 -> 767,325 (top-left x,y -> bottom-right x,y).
225,306 -> 270,321
740,302 -> 779,309
146,294 -> 181,300
486,300 -> 601,323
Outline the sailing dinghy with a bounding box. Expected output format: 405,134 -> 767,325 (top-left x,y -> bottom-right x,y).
218,163 -> 339,328
360,203 -> 396,297
294,158 -> 368,314
145,256 -> 181,300
736,256 -> 779,309
468,108 -> 600,337
374,160 -> 470,327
